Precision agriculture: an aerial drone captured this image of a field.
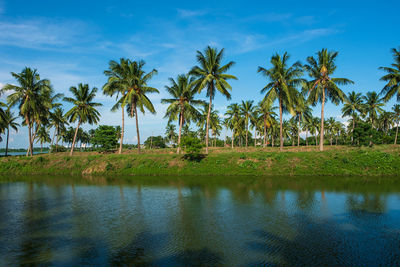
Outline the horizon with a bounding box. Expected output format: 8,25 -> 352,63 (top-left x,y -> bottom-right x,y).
1,0 -> 399,148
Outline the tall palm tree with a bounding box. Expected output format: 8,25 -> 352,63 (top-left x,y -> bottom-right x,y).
393,104 -> 400,145
258,52 -> 304,151
165,122 -> 177,146
225,103 -> 241,148
2,109 -> 19,156
363,91 -> 384,128
103,58 -> 131,154
64,83 -> 102,156
123,60 -> 159,153
304,48 -> 354,151
190,46 -> 237,153
325,117 -> 336,145
240,100 -> 255,148
161,74 -> 204,153
1,67 -> 52,156
379,47 -> 400,102
309,117 -> 321,146
257,100 -> 277,148
250,108 -> 260,147
341,91 -> 363,143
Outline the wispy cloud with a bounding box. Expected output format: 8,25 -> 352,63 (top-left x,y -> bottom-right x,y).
177,9 -> 208,18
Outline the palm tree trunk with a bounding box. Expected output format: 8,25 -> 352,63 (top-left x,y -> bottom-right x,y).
254,126 -> 256,147
352,117 -> 355,144
50,128 -> 56,153
395,120 -> 399,145
55,126 -> 60,151
27,123 -> 39,156
5,127 -> 9,156
205,91 -> 213,154
315,134 -> 318,146
27,118 -> 32,157
245,119 -> 248,148
134,103 -> 141,154
279,98 -> 283,151
177,111 -> 183,154
263,116 -> 267,148
70,120 -> 81,156
298,116 -> 301,146
305,129 -> 308,146
320,89 -> 325,151
231,129 -> 234,149
119,107 -> 124,154
41,142 -> 43,153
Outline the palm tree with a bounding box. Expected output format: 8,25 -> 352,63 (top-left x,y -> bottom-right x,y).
1,67 -> 52,156
293,92 -> 312,146
165,122 -> 177,146
103,58 -> 131,154
250,109 -> 260,146
258,52 -> 304,151
363,91 -> 384,128
341,91 -> 363,143
36,126 -> 51,152
2,109 -> 19,156
64,83 -> 102,156
393,104 -> 400,145
379,47 -> 400,102
304,48 -> 354,151
162,74 -> 204,153
240,100 -> 255,148
190,46 -> 237,153
225,103 -> 241,148
123,60 -> 159,153
209,111 -> 222,147
257,100 -> 277,148
49,108 -> 68,153
325,117 -> 336,145
309,117 -> 321,146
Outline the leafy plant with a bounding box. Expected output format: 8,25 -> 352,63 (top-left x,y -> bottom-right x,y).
180,137 -> 205,161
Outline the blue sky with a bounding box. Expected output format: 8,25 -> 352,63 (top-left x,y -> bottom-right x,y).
0,0 -> 399,148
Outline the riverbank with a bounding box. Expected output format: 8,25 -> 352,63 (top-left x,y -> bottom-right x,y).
0,145 -> 399,177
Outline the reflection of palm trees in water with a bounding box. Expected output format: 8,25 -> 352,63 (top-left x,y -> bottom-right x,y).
346,193 -> 387,216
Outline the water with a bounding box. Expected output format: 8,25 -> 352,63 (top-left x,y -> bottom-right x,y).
1,176 -> 399,266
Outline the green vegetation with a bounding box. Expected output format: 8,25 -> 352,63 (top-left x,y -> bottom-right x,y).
0,146 -> 399,177
91,125 -> 119,152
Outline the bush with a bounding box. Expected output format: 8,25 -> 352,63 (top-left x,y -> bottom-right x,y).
92,125 -> 119,152
50,145 -> 67,152
180,137 -> 205,161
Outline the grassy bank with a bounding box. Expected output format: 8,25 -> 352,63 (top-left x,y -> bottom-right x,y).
0,145 -> 399,177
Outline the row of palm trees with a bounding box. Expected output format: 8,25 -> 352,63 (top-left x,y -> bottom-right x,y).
1,46 -> 399,155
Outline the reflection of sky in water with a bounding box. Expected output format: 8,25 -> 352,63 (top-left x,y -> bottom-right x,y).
0,179 -> 399,266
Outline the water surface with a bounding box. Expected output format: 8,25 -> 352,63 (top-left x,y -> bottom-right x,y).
1,176 -> 400,266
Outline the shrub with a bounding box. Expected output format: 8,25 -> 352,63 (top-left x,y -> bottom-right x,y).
181,137 -> 205,161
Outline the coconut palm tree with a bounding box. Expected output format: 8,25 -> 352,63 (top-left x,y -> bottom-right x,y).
309,117 -> 321,146
162,74 -> 204,153
209,111 -> 222,147
258,52 -> 304,151
64,83 -> 102,156
341,91 -> 363,143
49,107 -> 68,153
103,58 -> 130,154
165,123 -> 177,146
293,92 -> 312,146
304,48 -> 354,151
257,100 -> 277,148
36,126 -> 51,152
393,104 -> 400,145
379,47 -> 400,102
2,109 -> 19,156
363,91 -> 384,128
190,46 -> 237,153
250,108 -> 260,147
1,67 -> 52,156
225,103 -> 241,148
240,100 -> 255,148
325,117 -> 336,145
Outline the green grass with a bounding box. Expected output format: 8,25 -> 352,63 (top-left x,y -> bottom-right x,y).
0,145 -> 399,177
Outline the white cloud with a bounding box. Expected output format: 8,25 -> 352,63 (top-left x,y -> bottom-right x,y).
177,9 -> 208,18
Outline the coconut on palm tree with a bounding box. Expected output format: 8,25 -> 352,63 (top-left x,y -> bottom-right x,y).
162,74 -> 204,153
64,83 -> 102,156
258,52 -> 304,151
190,46 -> 237,153
304,49 -> 353,151
1,67 -> 52,156
2,109 -> 19,156
379,47 -> 400,102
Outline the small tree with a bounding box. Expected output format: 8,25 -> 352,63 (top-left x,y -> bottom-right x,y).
92,125 -> 118,152
180,136 -> 204,161
144,136 -> 166,148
